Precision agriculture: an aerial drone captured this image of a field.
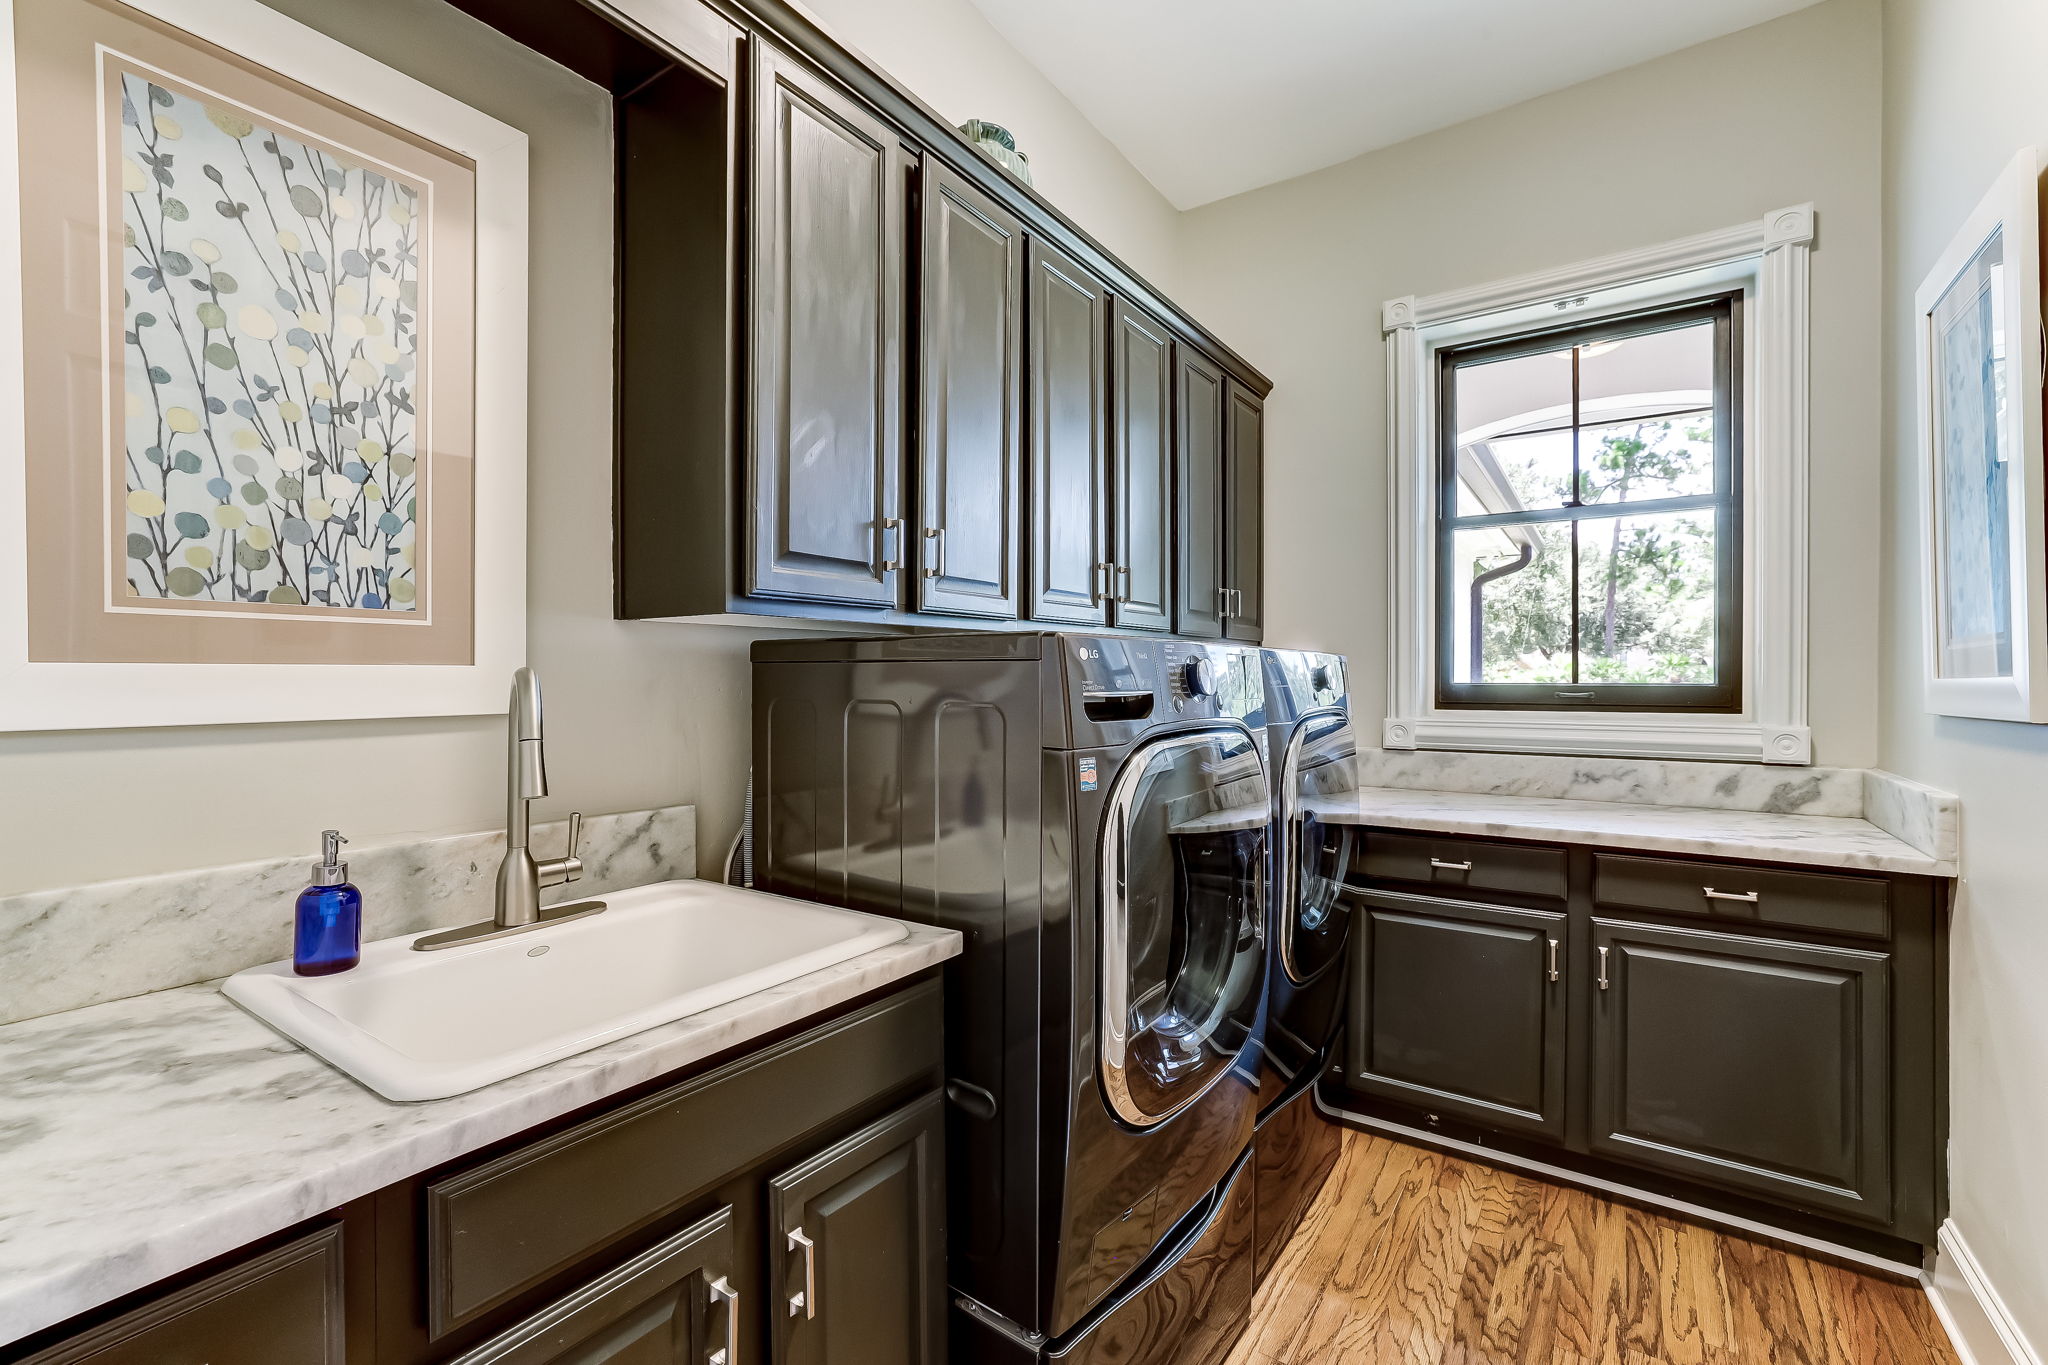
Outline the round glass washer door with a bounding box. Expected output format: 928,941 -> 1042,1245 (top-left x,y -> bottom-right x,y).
1279,711 -> 1359,986
1098,725 -> 1269,1129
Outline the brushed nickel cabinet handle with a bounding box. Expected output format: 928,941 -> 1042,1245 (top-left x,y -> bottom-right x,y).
708,1275 -> 740,1365
1092,561 -> 1114,606
1597,945 -> 1611,991
1429,858 -> 1473,872
787,1226 -> 816,1320
879,517 -> 903,572
923,526 -> 945,580
1547,937 -> 1560,983
1218,586 -> 1232,619
1117,564 -> 1132,602
1703,887 -> 1760,904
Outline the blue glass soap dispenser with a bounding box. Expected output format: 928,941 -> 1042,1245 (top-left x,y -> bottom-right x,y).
294,829 -> 362,976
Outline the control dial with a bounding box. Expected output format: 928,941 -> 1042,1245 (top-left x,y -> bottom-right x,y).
1177,654 -> 1217,702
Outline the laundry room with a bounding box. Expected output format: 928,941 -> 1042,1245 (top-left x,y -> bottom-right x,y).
0,0 -> 2037,1362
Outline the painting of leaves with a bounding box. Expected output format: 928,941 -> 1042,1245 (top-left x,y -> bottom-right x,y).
117,67 -> 424,613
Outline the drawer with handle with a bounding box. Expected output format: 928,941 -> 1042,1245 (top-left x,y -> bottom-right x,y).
1356,832 -> 1567,901
1592,853 -> 1890,940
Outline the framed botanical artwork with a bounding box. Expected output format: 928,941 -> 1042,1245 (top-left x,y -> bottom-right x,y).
0,0 -> 527,730
1915,148 -> 2048,723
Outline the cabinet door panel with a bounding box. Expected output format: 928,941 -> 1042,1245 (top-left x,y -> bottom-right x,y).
1027,240 -> 1109,626
748,41 -> 904,607
1223,384 -> 1264,643
1348,891 -> 1566,1139
1590,919 -> 1891,1223
1174,345 -> 1226,640
1109,299 -> 1173,632
444,1209 -> 736,1365
771,1092 -> 946,1365
917,164 -> 1022,619
14,1226 -> 344,1365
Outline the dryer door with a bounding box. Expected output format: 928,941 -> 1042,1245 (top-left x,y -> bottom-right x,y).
1100,726 -> 1269,1129
1278,710 -> 1359,986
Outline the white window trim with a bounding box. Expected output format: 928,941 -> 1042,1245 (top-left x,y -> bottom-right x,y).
1382,205 -> 1816,765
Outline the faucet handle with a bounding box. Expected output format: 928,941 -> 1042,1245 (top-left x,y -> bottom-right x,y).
566,812 -> 584,861
536,812 -> 587,891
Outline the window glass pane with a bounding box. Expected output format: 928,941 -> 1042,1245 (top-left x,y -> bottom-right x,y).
1449,523 -> 1573,685
1574,510 -> 1719,684
1453,347 -> 1571,444
1456,426 -> 1574,515
1576,414 -> 1717,505
1578,320 -> 1714,418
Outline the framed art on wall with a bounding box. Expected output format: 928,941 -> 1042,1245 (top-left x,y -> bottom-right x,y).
1914,147 -> 2048,723
0,0 -> 527,730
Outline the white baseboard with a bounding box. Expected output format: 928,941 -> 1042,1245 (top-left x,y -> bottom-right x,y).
1928,1221 -> 2043,1365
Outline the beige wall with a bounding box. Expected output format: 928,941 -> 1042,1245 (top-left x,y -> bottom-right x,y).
1175,0 -> 1885,766
0,0 -> 1176,898
1882,0 -> 2048,1345
796,0 -> 1182,290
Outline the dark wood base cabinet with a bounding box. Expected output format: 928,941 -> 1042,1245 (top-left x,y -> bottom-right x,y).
1331,832 -> 1947,1257
3,981 -> 946,1365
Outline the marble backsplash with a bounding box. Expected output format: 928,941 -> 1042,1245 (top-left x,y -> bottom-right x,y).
0,805 -> 696,1026
1354,751 -> 1958,864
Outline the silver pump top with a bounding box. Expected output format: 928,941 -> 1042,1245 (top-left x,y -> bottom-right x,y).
311,829 -> 350,887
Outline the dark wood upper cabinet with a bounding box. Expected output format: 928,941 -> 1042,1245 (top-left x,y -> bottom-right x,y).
1107,299 -> 1174,633
747,39 -> 908,607
1348,891 -> 1568,1141
916,163 -> 1024,620
1027,239 -> 1111,627
1223,383 -> 1265,643
1589,918 -> 1892,1223
1174,345 -> 1226,640
770,1093 -> 946,1365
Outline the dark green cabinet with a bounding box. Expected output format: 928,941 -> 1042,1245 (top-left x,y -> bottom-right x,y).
916,163 -> 1023,620
1107,299 -> 1174,633
1174,345 -> 1226,640
1222,384 -> 1264,642
1589,918 -> 1892,1224
1027,238 -> 1111,627
770,1093 -> 946,1365
445,1210 -> 737,1365
1348,890 -> 1567,1140
746,39 -> 908,608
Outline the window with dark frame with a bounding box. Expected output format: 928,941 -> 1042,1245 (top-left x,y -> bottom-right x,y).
1435,294 -> 1743,713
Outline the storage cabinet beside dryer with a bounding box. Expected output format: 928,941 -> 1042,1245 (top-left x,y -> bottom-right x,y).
1333,829 -> 1947,1253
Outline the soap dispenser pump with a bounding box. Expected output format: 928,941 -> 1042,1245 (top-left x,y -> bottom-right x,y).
294,829 -> 362,976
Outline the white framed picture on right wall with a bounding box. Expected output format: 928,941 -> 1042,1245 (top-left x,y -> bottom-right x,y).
1915,146 -> 2048,722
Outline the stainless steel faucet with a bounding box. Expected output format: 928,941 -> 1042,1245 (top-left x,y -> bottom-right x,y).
415,667 -> 606,951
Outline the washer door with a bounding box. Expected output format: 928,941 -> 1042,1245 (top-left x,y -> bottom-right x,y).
1278,711 -> 1358,986
1099,726 -> 1269,1129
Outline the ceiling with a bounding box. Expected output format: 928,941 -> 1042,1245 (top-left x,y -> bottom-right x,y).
964,0 -> 1824,209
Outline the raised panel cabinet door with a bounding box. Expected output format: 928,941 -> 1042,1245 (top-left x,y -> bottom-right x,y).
1348,890 -> 1567,1140
748,39 -> 906,607
770,1092 -> 946,1365
1108,298 -> 1173,632
1174,345 -> 1226,640
1027,238 -> 1110,626
1223,383 -> 1265,643
917,162 -> 1023,619
444,1208 -> 738,1365
1590,918 -> 1892,1225
13,1226 -> 345,1365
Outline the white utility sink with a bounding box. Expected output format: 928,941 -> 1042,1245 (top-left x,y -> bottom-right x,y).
223,880 -> 909,1102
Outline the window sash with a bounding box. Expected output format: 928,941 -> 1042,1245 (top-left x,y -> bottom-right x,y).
1433,294 -> 1744,713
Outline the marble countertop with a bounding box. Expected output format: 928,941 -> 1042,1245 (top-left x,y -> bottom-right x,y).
1307,787 -> 1955,876
0,921 -> 959,1347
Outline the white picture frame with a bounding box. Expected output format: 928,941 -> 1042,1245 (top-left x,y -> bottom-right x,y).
1914,147 -> 2048,723
0,0 -> 528,731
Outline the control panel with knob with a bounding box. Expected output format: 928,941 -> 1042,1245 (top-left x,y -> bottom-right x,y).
1177,654 -> 1217,703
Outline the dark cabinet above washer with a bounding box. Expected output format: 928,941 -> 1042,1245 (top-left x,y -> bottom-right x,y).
487,0 -> 1271,636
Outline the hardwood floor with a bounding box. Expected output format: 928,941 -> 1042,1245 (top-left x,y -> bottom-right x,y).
1223,1128 -> 1959,1365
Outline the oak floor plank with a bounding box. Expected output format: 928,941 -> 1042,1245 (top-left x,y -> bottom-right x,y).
1221,1128 -> 1959,1365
